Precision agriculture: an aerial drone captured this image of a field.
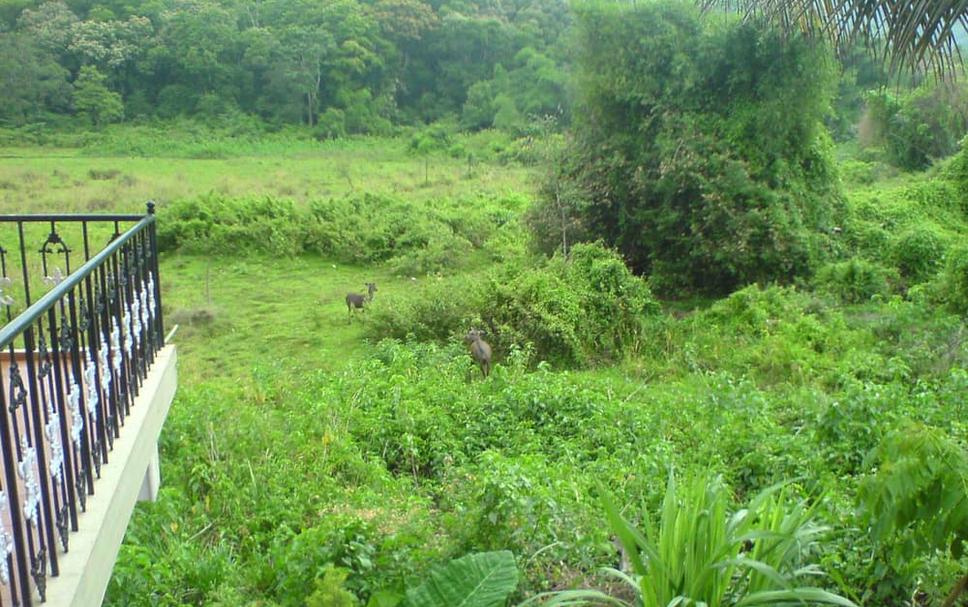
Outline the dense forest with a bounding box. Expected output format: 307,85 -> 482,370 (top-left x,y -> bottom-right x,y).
0,0 -> 570,132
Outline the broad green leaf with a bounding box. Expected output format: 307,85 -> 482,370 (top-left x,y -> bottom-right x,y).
404,551 -> 518,607
736,588 -> 859,607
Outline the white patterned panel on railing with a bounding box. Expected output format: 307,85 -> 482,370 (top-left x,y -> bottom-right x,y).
45,413 -> 64,486
98,339 -> 111,393
16,437 -> 39,527
140,280 -> 150,340
0,276 -> 13,306
124,301 -> 134,357
68,379 -> 84,448
0,492 -> 12,584
131,296 -> 141,351
111,321 -> 122,374
83,351 -> 99,424
147,275 -> 156,320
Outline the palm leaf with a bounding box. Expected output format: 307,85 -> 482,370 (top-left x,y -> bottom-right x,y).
698,0 -> 968,79
735,587 -> 859,606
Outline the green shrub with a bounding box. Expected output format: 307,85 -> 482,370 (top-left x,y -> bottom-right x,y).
815,258 -> 896,303
158,192 -> 521,274
937,244 -> 968,315
891,225 -> 948,282
530,474 -> 854,607
864,83 -> 968,170
369,243 -> 659,366
541,3 -> 841,295
157,193 -> 305,256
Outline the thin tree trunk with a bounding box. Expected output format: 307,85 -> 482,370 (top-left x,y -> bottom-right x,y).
555,182 -> 568,257
941,572 -> 968,607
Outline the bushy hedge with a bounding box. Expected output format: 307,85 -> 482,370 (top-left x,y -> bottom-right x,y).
937,245 -> 968,316
368,243 -> 659,366
157,192 -> 527,274
814,258 -> 897,303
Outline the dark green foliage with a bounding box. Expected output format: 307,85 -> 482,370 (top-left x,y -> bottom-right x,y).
891,224 -> 948,282
536,2 -> 840,295
938,245 -> 968,316
0,33 -> 72,126
814,258 -> 896,303
858,424 -> 968,559
863,83 -> 968,170
0,0 -> 572,132
369,242 -> 659,366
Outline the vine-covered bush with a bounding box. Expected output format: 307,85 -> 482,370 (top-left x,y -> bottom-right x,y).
814,258 -> 896,303
157,192 -> 525,275
368,243 -> 659,366
531,3 -> 842,295
937,244 -> 968,316
891,224 -> 948,282
863,83 -> 968,170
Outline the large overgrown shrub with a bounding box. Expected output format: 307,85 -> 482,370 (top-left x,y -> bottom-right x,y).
368,243 -> 659,366
891,224 -> 948,282
157,192 -> 523,274
530,3 -> 841,295
937,244 -> 968,316
863,83 -> 968,170
814,258 -> 896,303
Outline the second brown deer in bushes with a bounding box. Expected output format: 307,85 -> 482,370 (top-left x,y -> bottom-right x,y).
464,328 -> 492,378
345,283 -> 377,321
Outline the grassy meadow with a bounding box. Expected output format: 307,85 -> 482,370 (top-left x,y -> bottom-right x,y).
0,131 -> 533,214
0,129 -> 965,606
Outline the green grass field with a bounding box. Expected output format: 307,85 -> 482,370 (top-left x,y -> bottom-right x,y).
0,134 -> 533,214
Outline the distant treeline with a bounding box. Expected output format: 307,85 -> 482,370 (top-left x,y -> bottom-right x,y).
0,0 -> 570,133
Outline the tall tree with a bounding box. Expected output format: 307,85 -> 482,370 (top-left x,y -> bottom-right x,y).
73,64 -> 123,125
0,33 -> 72,124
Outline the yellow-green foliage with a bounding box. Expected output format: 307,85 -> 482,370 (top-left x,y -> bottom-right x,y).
843,168 -> 964,285
814,259 -> 897,303
368,243 -> 659,366
157,191 -> 528,275
938,245 -> 968,316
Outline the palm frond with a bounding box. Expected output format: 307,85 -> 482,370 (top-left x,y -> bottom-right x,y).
698,0 -> 968,79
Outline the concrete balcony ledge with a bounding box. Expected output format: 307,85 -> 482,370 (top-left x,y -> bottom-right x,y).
41,345 -> 177,606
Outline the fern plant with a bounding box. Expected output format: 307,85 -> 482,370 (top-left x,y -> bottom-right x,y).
523,474 -> 855,607
857,423 -> 968,607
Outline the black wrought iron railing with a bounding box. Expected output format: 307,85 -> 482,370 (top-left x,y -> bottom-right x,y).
0,204 -> 164,605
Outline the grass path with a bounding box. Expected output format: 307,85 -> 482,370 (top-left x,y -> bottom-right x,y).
160,254 -> 421,387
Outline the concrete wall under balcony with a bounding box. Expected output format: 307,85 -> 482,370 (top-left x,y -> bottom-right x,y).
34,344 -> 177,606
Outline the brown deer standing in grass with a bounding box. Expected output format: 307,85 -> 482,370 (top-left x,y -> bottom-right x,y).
464,328 -> 492,378
346,283 -> 377,321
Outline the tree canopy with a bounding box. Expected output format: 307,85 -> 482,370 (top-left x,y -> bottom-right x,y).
0,0 -> 572,130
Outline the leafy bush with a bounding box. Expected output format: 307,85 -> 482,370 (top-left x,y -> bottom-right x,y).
369,243 -> 659,366
157,193 -> 305,256
158,192 -> 524,274
529,474 -> 854,607
937,244 -> 968,316
863,83 -> 968,170
891,224 -> 948,282
536,3 -> 841,295
857,424 -> 968,604
814,258 -> 896,303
